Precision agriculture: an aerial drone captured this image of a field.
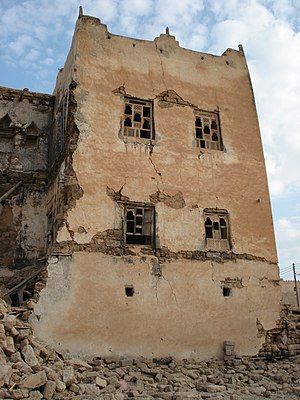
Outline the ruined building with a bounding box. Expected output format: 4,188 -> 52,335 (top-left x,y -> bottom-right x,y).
0,11 -> 282,360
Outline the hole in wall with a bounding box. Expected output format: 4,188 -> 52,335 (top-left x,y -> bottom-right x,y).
223,287 -> 232,297
201,56 -> 204,60
132,43 -> 136,47
107,35 -> 111,39
160,49 -> 163,54
125,285 -> 135,297
226,61 -> 229,65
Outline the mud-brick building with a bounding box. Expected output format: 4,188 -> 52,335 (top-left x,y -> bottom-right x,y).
1,10 -> 281,360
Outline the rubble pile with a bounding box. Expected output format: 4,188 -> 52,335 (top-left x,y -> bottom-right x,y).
259,306 -> 300,361
0,297 -> 299,400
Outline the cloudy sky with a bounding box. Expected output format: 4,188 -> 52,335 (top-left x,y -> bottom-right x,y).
0,0 -> 299,279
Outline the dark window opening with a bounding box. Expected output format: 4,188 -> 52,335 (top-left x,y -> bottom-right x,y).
211,120 -> 217,129
125,205 -> 154,246
223,287 -> 231,297
200,140 -> 206,148
213,222 -> 219,230
0,113 -> 13,130
205,217 -> 213,239
220,218 -> 228,239
196,128 -> 202,139
125,105 -> 132,115
140,130 -> 151,139
125,286 -> 135,297
212,132 -> 218,141
195,117 -> 202,127
204,125 -> 210,134
134,113 -> 141,122
143,107 -> 150,117
124,117 -> 132,127
143,119 -> 150,129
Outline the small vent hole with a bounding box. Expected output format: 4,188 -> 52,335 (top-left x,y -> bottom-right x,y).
125,285 -> 134,297
223,287 -> 231,297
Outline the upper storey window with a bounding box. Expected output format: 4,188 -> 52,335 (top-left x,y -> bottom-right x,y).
123,98 -> 154,140
194,111 -> 222,151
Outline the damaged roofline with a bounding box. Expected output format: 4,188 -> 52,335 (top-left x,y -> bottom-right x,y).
76,10 -> 245,59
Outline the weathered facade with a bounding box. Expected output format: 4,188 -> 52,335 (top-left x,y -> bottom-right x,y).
1,11 -> 281,360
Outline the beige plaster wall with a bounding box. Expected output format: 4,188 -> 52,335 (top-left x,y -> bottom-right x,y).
34,253 -> 281,360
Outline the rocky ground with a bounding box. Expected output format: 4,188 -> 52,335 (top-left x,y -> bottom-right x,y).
0,298 -> 299,400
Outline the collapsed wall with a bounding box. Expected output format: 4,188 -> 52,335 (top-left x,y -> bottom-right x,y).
31,14 -> 282,360
0,87 -> 54,292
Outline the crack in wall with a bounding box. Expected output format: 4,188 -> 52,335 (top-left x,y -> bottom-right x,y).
211,261 -> 215,283
155,44 -> 167,91
150,258 -> 177,305
149,154 -> 164,189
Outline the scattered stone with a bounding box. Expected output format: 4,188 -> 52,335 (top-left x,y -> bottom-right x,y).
95,376 -> 107,388
21,370 -> 47,389
21,344 -> 39,368
43,380 -> 56,399
62,365 -> 76,386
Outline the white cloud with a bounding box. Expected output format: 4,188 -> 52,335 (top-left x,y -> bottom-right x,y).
8,35 -> 37,56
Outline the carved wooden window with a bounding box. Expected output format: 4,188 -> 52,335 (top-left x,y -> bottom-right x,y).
125,204 -> 154,246
204,209 -> 230,251
123,98 -> 154,140
194,111 -> 222,150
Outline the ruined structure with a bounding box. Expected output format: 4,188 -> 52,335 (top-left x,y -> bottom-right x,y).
0,11 -> 282,360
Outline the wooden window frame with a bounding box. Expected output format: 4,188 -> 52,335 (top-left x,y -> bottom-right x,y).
124,203 -> 155,247
204,208 -> 230,251
194,110 -> 223,151
123,97 -> 154,141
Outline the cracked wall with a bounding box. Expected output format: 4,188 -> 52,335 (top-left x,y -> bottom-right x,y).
34,14 -> 281,359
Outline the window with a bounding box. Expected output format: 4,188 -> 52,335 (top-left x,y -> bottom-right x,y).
0,113 -> 15,138
194,110 -> 222,150
123,98 -> 154,140
125,204 -> 154,246
204,209 -> 230,251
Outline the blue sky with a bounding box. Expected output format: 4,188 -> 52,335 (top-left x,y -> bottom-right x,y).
1,0 -> 300,279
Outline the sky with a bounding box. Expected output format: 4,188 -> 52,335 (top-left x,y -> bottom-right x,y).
0,0 -> 299,280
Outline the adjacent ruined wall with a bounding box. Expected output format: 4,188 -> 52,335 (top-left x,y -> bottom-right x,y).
281,280 -> 299,307
0,87 -> 54,287
34,15 -> 281,359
